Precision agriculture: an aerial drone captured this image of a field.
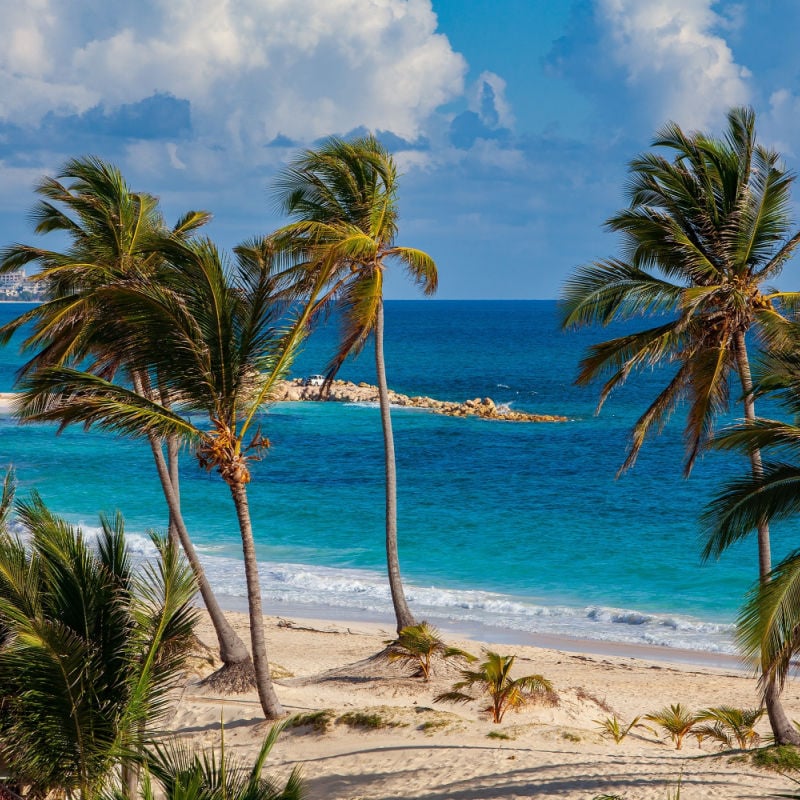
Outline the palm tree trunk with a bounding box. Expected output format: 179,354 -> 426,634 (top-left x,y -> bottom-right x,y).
166,434 -> 181,552
375,299 -> 416,634
734,331 -> 800,745
227,478 -> 285,719
147,435 -> 257,691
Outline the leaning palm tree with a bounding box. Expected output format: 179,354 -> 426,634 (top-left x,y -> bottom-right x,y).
0,490 -> 197,799
0,156 -> 254,688
560,106 -> 800,743
14,237 -> 312,719
271,134 -> 438,632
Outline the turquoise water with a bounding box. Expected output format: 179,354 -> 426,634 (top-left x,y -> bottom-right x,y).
1,300 -> 794,653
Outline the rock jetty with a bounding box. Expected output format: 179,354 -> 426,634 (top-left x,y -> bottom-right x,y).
272,379 -> 567,423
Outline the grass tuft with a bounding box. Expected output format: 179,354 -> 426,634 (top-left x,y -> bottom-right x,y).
419,719 -> 450,733
285,710 -> 335,734
338,711 -> 398,730
751,745 -> 800,772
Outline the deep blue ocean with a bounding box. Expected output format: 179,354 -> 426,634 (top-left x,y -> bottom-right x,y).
1,300 -> 796,655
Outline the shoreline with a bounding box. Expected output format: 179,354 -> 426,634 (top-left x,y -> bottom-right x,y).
209,595 -> 745,672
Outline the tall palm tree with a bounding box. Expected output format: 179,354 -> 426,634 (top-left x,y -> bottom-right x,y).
560,107 -> 800,744
0,157 -> 254,688
271,135 -> 438,633
0,488 -> 197,799
704,342 -> 800,690
14,237 -> 312,719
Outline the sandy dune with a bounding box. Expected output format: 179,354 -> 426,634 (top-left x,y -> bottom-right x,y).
169,611 -> 800,799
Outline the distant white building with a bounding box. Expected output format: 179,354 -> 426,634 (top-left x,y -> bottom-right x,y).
0,268 -> 25,288
0,268 -> 43,299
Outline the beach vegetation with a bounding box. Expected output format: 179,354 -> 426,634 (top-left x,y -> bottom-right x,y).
434,650 -> 553,723
0,490 -> 196,799
419,718 -> 452,733
643,704 -> 699,750
381,621 -> 476,680
576,687 -> 612,712
751,744 -> 800,772
271,135 -> 438,634
127,721 -> 303,800
692,705 -> 764,750
0,156 -> 254,691
337,710 -> 397,730
561,106 -> 800,744
285,710 -> 335,734
486,730 -> 512,740
595,714 -> 641,744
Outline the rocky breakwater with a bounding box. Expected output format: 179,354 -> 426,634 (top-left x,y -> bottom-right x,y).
272,379 -> 567,423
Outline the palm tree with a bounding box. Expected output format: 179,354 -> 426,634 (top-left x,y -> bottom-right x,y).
14,237 -> 312,719
643,704 -> 698,750
0,488 -> 197,799
692,705 -> 764,750
271,134 -> 438,632
0,156 -> 254,688
434,650 -> 552,723
381,622 -> 475,681
704,342 -> 800,691
560,106 -> 800,744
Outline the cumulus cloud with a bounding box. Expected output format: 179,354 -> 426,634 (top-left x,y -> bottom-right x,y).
0,0 -> 466,146
596,0 -> 751,130
547,0 -> 751,135
760,88 -> 800,158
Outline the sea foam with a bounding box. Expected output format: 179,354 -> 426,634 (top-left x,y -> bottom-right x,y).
184,547 -> 736,654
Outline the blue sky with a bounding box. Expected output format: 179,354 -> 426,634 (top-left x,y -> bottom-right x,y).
1,0 -> 799,299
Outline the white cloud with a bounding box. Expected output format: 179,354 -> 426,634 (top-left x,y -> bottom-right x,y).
761,88 -> 800,158
596,0 -> 751,129
0,0 -> 466,143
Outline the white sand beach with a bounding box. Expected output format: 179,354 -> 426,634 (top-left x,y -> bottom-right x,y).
173,610 -> 799,800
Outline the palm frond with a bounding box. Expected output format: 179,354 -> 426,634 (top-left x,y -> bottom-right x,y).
703,461 -> 800,559
14,366 -> 200,442
737,550 -> 800,687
